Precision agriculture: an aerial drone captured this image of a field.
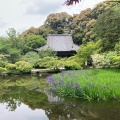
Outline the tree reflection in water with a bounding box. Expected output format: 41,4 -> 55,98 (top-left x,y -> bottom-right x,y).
0,75 -> 120,120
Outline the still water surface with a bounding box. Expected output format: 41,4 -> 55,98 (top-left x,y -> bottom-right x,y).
0,74 -> 120,120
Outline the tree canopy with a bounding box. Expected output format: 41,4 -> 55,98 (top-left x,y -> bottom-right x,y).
94,4 -> 120,51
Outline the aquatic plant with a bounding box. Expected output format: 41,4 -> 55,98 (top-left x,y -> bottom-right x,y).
47,68 -> 120,101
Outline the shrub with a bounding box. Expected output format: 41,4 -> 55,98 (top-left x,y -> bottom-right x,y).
38,48 -> 57,58
115,42 -> 120,55
91,54 -> 105,67
64,60 -> 81,70
112,56 -> 120,67
60,56 -> 81,70
0,61 -> 6,68
37,57 -> 59,69
0,54 -> 8,67
15,61 -> 33,73
5,63 -> 16,73
92,51 -> 119,68
0,67 -> 7,73
20,51 -> 39,67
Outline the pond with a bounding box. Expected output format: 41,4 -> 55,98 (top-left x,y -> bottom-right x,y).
0,74 -> 120,120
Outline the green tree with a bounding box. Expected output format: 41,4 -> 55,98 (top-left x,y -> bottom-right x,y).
6,28 -> 23,49
77,40 -> 101,66
0,30 -> 23,63
23,34 -> 46,54
94,4 -> 120,51
8,48 -> 21,63
0,37 -> 11,55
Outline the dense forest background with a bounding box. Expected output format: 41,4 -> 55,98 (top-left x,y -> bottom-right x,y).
22,1 -> 120,51
0,1 -> 119,73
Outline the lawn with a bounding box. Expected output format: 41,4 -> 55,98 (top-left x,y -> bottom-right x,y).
46,68 -> 120,101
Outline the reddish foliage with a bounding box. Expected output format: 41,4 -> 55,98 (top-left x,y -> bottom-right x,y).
64,0 -> 81,6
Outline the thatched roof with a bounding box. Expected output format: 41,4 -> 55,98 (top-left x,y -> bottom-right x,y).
35,34 -> 80,52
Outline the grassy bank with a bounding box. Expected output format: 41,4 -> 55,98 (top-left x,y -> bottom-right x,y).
46,68 -> 120,101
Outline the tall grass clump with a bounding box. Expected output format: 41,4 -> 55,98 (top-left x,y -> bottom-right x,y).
46,68 -> 120,101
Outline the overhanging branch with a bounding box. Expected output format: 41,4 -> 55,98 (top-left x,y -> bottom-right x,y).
64,0 -> 81,6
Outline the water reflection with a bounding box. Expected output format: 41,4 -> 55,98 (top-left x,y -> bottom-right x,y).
0,103 -> 48,120
35,89 -> 64,103
0,75 -> 120,120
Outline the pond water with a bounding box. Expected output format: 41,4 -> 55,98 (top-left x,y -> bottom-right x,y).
0,74 -> 120,120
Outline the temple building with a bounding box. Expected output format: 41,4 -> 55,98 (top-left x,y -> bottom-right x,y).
35,34 -> 80,57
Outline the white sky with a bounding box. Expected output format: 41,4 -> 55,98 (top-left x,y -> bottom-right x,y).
0,0 -> 104,36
